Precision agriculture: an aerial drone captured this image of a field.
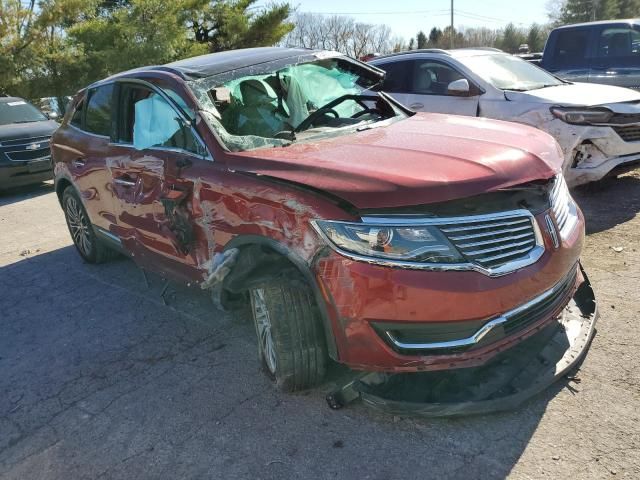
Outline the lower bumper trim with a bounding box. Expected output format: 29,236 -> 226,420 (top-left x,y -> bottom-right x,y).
326,265 -> 597,417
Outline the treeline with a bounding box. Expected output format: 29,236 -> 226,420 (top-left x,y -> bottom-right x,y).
405,24 -> 550,54
552,0 -> 640,24
0,0 -> 294,105
3,0 -> 640,105
284,0 -> 640,56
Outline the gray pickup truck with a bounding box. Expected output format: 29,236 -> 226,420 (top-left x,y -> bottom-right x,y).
540,19 -> 640,89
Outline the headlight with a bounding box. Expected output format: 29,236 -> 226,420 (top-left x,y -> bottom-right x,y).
313,220 -> 464,263
550,107 -> 613,125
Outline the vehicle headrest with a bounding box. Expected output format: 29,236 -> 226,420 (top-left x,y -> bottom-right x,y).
240,79 -> 274,106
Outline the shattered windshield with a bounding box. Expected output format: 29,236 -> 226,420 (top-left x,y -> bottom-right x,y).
459,54 -> 565,92
186,57 -> 405,151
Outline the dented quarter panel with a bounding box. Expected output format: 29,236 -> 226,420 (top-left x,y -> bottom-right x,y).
51,123 -> 118,232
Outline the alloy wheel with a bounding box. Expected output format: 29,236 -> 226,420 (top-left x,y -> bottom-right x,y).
250,288 -> 277,375
65,196 -> 92,257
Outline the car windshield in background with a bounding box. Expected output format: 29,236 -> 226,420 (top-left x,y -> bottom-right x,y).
0,100 -> 47,126
188,58 -> 403,151
459,54 -> 566,92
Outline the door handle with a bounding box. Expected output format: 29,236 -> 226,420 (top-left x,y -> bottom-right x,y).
72,159 -> 85,168
113,177 -> 137,187
410,103 -> 424,110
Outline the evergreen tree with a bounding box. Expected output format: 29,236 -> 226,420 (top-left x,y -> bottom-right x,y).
618,0 -> 640,16
416,30 -> 427,49
499,22 -> 524,53
559,0 -> 621,23
428,27 -> 442,46
527,23 -> 544,52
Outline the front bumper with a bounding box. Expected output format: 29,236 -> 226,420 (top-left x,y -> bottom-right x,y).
0,159 -> 53,189
550,121 -> 640,186
327,265 -> 597,416
314,210 -> 585,372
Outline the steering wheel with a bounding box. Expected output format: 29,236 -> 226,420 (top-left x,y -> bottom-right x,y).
294,94 -> 381,133
351,108 -> 381,119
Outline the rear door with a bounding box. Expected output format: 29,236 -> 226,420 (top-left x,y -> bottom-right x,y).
57,84 -> 118,233
109,80 -> 213,282
590,24 -> 640,89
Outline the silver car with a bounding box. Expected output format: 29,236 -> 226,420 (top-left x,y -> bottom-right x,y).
371,49 -> 640,186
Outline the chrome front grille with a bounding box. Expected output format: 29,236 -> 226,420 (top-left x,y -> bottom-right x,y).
439,212 -> 540,271
550,175 -> 578,240
0,136 -> 51,148
0,136 -> 51,163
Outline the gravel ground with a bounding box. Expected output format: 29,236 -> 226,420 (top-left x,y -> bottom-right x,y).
1,171 -> 639,480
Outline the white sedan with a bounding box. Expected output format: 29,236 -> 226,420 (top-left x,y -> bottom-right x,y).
371,49 -> 640,186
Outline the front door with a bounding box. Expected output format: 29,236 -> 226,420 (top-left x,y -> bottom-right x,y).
377,58 -> 479,116
110,81 -> 212,283
403,59 -> 479,116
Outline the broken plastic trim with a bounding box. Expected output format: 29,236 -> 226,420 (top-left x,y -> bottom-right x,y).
326,265 -> 598,417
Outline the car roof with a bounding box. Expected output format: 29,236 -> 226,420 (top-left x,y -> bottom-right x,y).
164,47 -> 324,79
372,48 -> 504,62
553,18 -> 640,30
92,47 -> 332,86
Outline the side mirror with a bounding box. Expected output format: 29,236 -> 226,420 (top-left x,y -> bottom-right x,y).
447,79 -> 471,97
47,111 -> 59,120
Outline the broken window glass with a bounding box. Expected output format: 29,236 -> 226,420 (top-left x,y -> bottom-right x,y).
185,57 -> 405,152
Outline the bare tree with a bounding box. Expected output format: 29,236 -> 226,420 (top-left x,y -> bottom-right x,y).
282,12 -> 395,57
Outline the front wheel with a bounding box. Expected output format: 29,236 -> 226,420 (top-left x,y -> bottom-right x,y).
249,279 -> 327,392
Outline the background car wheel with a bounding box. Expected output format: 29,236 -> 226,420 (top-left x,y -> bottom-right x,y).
249,279 -> 327,392
62,187 -> 118,264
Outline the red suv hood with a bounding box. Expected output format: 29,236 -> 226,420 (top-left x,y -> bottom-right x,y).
228,113 -> 562,209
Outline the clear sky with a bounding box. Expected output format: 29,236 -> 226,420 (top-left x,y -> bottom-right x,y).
275,0 -> 552,39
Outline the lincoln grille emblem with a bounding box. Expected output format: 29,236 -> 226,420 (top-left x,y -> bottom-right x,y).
26,143 -> 41,150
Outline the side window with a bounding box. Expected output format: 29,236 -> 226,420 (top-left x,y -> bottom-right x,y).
551,29 -> 590,67
380,60 -> 413,93
70,98 -> 84,128
85,84 -> 114,136
597,27 -> 640,58
117,84 -> 203,155
412,61 -> 465,95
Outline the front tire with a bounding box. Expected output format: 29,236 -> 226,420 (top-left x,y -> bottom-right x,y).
249,279 -> 327,392
62,187 -> 117,264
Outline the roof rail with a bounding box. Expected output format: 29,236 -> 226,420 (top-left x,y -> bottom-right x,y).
455,47 -> 504,52
405,48 -> 450,55
374,48 -> 451,60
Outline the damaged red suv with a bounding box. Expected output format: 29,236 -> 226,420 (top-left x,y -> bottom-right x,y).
52,48 -> 593,394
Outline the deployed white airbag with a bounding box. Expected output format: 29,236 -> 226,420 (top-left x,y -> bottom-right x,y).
133,95 -> 180,150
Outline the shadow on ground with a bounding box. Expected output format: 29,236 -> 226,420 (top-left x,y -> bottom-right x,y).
0,181 -> 54,206
573,171 -> 640,235
0,245 -> 574,479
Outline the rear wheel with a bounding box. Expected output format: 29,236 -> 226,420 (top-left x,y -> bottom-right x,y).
249,279 -> 327,392
62,187 -> 118,263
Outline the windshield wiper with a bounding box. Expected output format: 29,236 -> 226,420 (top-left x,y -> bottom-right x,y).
12,120 -> 39,124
